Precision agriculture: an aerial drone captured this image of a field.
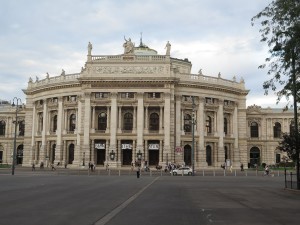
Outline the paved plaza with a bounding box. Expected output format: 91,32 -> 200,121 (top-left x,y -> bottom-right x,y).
0,168 -> 299,225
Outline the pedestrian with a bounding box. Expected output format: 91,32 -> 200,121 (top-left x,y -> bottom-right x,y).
32,163 -> 35,171
106,163 -> 109,171
136,166 -> 140,178
265,165 -> 269,176
230,165 -> 233,173
51,163 -> 56,171
240,163 -> 244,171
40,162 -> 44,169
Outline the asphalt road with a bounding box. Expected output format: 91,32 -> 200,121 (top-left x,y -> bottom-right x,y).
0,172 -> 299,225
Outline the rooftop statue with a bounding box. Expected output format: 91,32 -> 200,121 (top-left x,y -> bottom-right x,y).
88,42 -> 92,55
165,41 -> 171,56
123,37 -> 134,54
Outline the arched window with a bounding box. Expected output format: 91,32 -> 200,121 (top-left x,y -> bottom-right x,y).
273,122 -> 281,138
184,114 -> 192,132
224,118 -> 228,135
52,115 -> 57,132
38,113 -> 43,132
250,122 -> 259,138
206,116 -> 212,134
0,120 -> 6,136
98,112 -> 107,130
19,121 -> 25,136
149,113 -> 159,131
123,113 -> 133,130
69,114 -> 76,131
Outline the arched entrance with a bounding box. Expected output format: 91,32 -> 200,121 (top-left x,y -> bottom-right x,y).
17,144 -> 23,165
206,145 -> 212,166
184,145 -> 192,166
249,147 -> 260,167
121,141 -> 132,165
68,144 -> 74,164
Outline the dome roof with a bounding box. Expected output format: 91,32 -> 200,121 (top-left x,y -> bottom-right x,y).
134,40 -> 157,55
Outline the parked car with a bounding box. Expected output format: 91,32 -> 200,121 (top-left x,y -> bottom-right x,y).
170,167 -> 194,176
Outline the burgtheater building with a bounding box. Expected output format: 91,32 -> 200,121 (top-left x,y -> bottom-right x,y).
0,39 -> 293,169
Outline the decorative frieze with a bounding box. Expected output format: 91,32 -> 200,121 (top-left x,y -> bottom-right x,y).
94,66 -> 165,74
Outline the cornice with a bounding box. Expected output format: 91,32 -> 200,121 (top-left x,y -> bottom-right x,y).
177,83 -> 248,96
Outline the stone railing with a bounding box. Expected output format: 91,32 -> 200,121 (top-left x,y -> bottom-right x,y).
177,73 -> 245,90
91,55 -> 167,62
27,73 -> 81,89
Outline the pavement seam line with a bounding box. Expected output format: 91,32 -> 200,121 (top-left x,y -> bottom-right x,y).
94,177 -> 159,225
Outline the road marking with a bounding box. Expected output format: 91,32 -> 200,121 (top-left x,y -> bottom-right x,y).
94,177 -> 159,225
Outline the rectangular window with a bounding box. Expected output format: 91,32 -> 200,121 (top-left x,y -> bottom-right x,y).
148,93 -> 161,98
121,92 -> 134,98
95,92 -> 109,98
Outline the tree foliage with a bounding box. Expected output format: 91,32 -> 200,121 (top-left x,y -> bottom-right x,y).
277,132 -> 299,161
251,0 -> 300,105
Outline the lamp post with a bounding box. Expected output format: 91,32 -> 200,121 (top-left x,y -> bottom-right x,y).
191,96 -> 195,176
11,97 -> 22,175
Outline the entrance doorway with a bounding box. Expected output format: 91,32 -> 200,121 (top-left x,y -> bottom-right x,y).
206,145 -> 212,166
122,149 -> 132,165
96,149 -> 105,165
149,150 -> 159,166
17,144 -> 23,165
184,145 -> 192,166
249,147 -> 260,167
68,144 -> 74,164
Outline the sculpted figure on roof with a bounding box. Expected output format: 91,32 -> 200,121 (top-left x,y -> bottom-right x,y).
123,37 -> 134,54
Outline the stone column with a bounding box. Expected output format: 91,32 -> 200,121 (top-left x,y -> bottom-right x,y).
118,106 -> 122,133
144,140 -> 148,164
159,106 -> 163,134
117,139 -> 121,165
40,99 -> 47,164
217,99 -> 225,165
198,97 -> 207,167
92,106 -> 95,131
144,105 -> 148,131
136,93 -> 144,154
109,93 -> 118,167
106,106 -> 110,133
91,139 -> 95,163
133,106 -> 137,132
163,93 -> 171,164
55,97 -> 63,165
132,140 -> 136,163
232,103 -> 240,168
175,95 -> 181,147
79,93 -> 91,166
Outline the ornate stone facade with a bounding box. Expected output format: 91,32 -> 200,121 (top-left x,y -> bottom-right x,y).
0,40 -> 293,169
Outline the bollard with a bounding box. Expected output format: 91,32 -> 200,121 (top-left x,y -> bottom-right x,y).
150,170 -> 152,177
203,170 -> 205,177
224,169 -> 226,176
235,170 -> 236,176
119,170 -> 120,176
213,170 -> 215,176
160,170 -> 162,176
108,169 -> 111,176
245,170 -> 247,176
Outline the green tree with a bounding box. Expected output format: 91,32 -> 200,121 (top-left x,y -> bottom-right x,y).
277,132 -> 298,162
251,0 -> 300,104
252,0 -> 300,189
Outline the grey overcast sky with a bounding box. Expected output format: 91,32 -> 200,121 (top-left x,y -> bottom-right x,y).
1,0 -> 287,108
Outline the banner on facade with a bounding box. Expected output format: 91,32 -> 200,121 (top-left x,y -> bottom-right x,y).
122,144 -> 132,149
95,143 -> 105,149
148,144 -> 159,150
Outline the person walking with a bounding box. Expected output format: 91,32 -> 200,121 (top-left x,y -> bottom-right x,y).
136,166 -> 140,178
32,163 -> 35,171
240,163 -> 244,171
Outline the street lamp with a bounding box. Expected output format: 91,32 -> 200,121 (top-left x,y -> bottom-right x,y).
110,150 -> 115,160
191,96 -> 195,176
11,97 -> 22,175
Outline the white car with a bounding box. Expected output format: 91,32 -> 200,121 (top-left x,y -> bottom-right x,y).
171,167 -> 194,176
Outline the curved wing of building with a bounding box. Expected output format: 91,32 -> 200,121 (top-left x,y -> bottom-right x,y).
0,39 -> 293,169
